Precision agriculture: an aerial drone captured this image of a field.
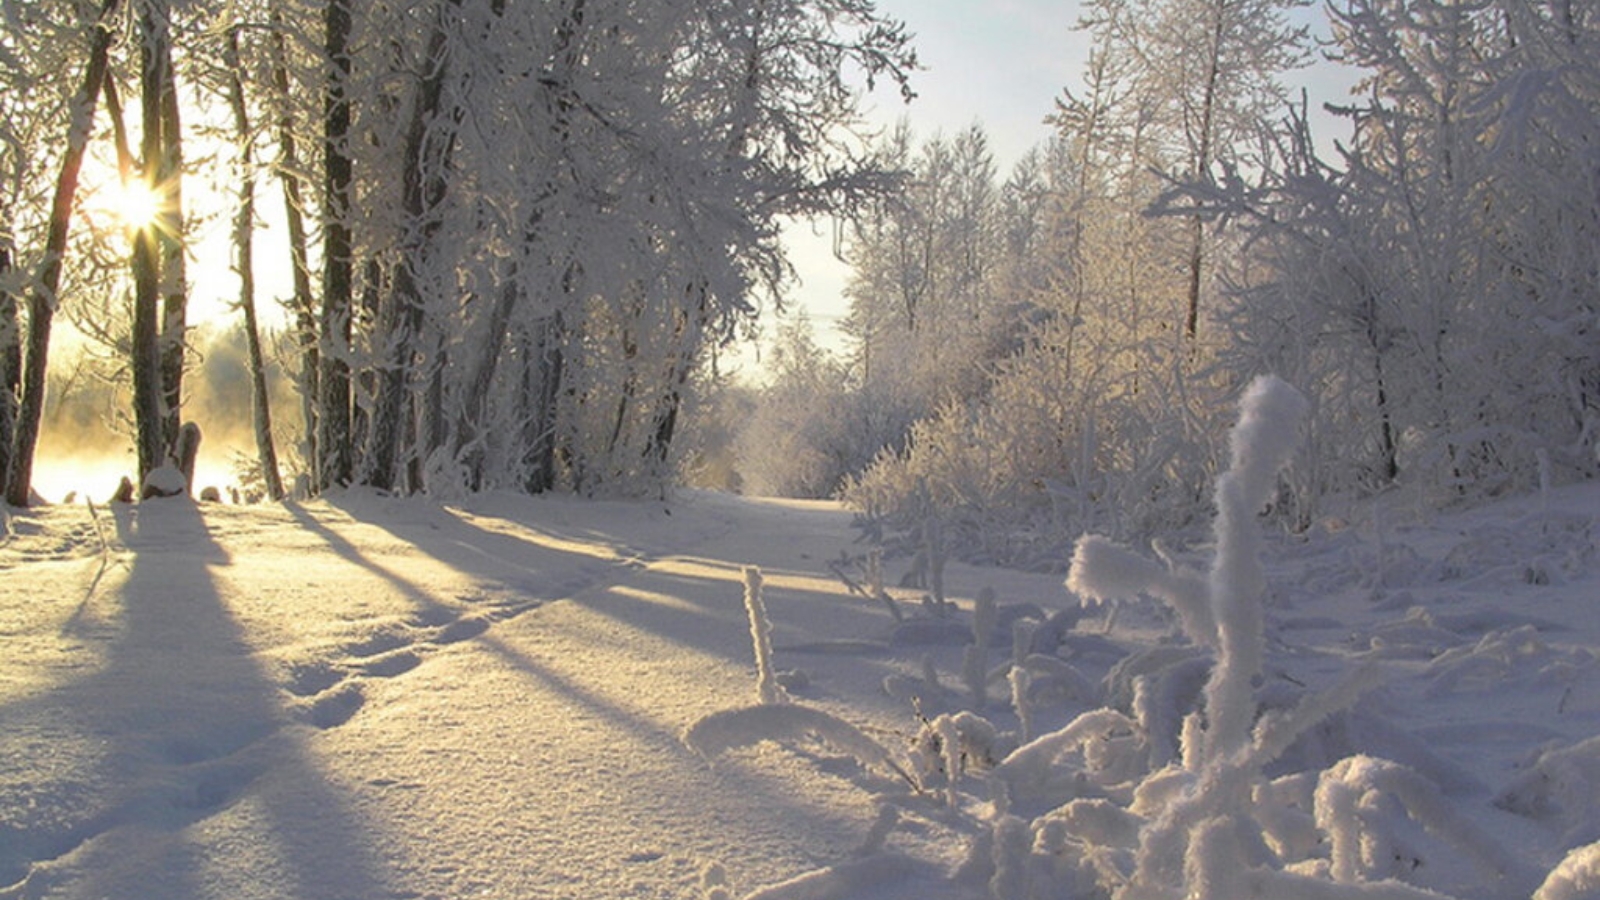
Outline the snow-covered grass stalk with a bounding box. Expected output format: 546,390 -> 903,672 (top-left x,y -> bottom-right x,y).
742,566 -> 785,705
1315,755 -> 1536,891
1203,375 -> 1307,763
1067,376 -> 1305,767
1009,665 -> 1034,744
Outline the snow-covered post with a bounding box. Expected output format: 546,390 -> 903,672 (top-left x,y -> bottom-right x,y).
1202,375 -> 1306,763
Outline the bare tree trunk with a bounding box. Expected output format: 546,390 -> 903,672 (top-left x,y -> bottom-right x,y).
1182,0 -> 1226,341
318,0 -> 355,490
419,336 -> 446,486
6,0 -> 122,507
351,258 -> 382,460
456,278 -> 518,490
642,290 -> 707,470
1363,286 -> 1399,484
404,335 -> 447,493
269,8 -> 319,484
226,27 -> 284,501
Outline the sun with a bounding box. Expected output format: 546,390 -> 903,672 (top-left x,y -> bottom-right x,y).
111,179 -> 164,231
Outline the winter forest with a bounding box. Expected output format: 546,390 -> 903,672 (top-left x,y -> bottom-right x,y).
5,0 -> 1600,899
0,0 -> 1595,525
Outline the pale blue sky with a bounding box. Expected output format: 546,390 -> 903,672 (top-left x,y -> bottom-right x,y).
769,0 -> 1089,364
868,0 -> 1088,167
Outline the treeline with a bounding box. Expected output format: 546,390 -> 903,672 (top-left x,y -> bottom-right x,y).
736,0 -> 1600,566
0,0 -> 915,504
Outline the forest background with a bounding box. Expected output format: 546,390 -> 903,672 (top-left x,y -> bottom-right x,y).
2,0 -> 1597,564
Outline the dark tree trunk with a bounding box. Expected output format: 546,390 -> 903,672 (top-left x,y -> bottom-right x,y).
0,243 -> 17,493
6,0 -> 122,507
226,27 -> 284,500
1364,288 -> 1399,484
269,8 -> 319,486
132,0 -> 170,485
642,292 -> 707,469
318,0 -> 355,490
351,258 -> 383,461
1182,1 -> 1226,342
521,314 -> 564,494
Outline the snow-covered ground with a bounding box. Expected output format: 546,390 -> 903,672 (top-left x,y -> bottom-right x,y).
2,476 -> 1599,899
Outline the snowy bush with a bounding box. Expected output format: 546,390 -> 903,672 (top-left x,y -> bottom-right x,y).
688,375 -> 1600,900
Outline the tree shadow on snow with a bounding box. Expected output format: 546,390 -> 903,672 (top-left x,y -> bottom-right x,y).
0,498 -> 397,899
320,495 -> 900,675
291,497 -> 894,882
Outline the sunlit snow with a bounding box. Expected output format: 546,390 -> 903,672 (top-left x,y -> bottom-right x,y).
2,480 -> 1599,899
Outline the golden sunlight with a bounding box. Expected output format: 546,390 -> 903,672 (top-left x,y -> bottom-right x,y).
110,178 -> 164,232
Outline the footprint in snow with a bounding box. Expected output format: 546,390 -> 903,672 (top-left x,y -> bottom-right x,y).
283,660 -> 345,698
304,682 -> 366,730
360,649 -> 422,678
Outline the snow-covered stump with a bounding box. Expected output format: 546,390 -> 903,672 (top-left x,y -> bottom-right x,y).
140,463 -> 189,500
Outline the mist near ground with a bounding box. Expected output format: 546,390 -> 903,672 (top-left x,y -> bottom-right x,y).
31,322 -> 299,504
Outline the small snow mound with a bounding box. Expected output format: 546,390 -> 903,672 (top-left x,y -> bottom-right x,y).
141,464 -> 188,499
683,703 -> 912,785
1537,842 -> 1600,900
1497,735 -> 1600,841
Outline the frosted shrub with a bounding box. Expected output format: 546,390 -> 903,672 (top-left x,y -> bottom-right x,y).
841,330 -> 1230,572
981,375 -> 1485,899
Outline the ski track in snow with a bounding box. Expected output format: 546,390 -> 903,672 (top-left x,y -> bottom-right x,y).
1,486 -> 1598,899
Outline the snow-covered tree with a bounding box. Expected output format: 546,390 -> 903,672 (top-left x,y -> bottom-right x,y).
1210,0 -> 1600,510
3,0 -> 123,506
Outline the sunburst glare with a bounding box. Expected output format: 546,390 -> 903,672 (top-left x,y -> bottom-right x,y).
111,178 -> 164,232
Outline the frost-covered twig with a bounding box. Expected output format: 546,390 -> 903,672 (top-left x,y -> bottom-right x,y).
743,566 -> 786,705
1316,755 -> 1537,891
1067,535 -> 1215,650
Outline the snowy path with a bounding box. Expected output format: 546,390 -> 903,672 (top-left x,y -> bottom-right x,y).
0,492 -> 962,900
